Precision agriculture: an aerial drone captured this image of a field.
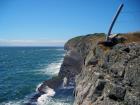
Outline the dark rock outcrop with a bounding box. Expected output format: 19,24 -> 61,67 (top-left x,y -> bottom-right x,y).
58,50 -> 83,86
35,32 -> 140,105
63,33 -> 140,105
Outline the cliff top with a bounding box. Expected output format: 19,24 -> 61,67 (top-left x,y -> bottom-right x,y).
65,32 -> 140,51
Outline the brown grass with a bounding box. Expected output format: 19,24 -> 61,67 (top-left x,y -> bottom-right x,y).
121,32 -> 140,43
65,32 -> 140,52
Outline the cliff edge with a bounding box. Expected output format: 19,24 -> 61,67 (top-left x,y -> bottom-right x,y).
63,32 -> 140,105
35,32 -> 140,105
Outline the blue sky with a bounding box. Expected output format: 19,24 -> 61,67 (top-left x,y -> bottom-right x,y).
0,0 -> 140,46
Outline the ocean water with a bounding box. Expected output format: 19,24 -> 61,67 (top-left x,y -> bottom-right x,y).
0,47 -> 74,105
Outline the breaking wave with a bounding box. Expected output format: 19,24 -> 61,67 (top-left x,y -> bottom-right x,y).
42,59 -> 63,75
37,97 -> 72,105
37,86 -> 56,105
1,49 -> 73,105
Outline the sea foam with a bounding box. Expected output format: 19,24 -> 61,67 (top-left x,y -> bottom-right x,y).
37,86 -> 55,105
42,59 -> 63,75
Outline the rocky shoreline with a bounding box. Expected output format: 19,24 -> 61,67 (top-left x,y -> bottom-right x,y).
25,45 -> 83,105
27,32 -> 140,105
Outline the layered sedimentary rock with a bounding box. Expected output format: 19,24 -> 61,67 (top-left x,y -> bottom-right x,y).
37,32 -> 140,105
64,33 -> 140,105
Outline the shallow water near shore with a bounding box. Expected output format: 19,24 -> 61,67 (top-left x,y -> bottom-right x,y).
0,47 -> 74,105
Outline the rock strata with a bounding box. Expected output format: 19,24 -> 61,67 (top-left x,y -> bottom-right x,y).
64,33 -> 140,105
34,32 -> 140,105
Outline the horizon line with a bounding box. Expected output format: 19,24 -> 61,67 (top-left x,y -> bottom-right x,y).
0,45 -> 64,47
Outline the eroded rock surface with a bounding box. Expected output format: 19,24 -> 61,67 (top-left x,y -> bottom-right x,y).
63,33 -> 140,105
36,33 -> 140,105
70,33 -> 140,105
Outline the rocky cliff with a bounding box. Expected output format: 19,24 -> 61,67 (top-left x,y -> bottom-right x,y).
34,32 -> 140,105
62,32 -> 140,105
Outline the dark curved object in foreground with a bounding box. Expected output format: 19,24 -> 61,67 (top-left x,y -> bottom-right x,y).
106,3 -> 124,41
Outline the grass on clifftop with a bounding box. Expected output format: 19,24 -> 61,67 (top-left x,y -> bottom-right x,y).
64,32 -> 140,51
65,33 -> 105,49
68,33 -> 105,42
66,32 -> 140,45
121,32 -> 140,43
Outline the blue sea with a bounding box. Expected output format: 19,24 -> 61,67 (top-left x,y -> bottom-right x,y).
0,47 -> 74,105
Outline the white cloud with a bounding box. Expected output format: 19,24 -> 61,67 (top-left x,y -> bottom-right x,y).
0,39 -> 66,46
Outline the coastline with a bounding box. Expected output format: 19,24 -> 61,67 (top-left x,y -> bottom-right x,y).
26,32 -> 140,105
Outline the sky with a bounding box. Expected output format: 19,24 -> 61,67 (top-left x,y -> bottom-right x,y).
0,0 -> 140,46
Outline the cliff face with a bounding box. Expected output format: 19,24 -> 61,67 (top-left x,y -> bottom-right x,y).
62,33 -> 140,105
